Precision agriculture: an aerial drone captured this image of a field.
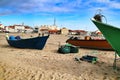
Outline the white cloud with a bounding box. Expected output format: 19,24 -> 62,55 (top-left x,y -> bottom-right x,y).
96,0 -> 110,3
0,0 -> 83,14
0,0 -> 120,16
95,0 -> 120,9
109,1 -> 120,9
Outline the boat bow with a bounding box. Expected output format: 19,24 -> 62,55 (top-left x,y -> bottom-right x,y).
91,19 -> 120,56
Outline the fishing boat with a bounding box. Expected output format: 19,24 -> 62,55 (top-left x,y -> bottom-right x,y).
6,35 -> 49,50
91,16 -> 120,69
66,37 -> 113,50
91,18 -> 120,55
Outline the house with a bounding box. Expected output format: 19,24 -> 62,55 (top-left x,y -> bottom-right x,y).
14,25 -> 25,32
0,24 -> 4,28
48,30 -> 60,34
90,30 -> 102,36
60,27 -> 69,35
0,24 -> 4,32
7,26 -> 15,32
24,26 -> 33,33
7,25 -> 33,33
38,25 -> 60,34
7,25 -> 24,32
69,30 -> 86,35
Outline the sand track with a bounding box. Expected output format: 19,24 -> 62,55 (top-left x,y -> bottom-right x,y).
0,33 -> 120,80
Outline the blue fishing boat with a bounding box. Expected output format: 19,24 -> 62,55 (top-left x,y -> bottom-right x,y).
7,35 -> 49,50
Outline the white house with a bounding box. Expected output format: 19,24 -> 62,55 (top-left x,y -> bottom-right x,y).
14,25 -> 25,32
0,24 -> 4,32
0,24 -> 4,28
7,25 -> 33,33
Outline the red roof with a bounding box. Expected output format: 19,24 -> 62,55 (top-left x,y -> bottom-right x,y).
25,26 -> 31,29
48,30 -> 59,32
8,26 -> 15,29
69,30 -> 86,32
40,29 -> 48,31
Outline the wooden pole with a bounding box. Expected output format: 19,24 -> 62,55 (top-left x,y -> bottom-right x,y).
113,52 -> 117,70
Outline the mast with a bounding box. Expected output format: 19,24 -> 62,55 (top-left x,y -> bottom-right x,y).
53,17 -> 56,26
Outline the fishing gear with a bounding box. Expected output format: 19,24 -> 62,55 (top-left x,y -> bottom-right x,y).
93,9 -> 107,23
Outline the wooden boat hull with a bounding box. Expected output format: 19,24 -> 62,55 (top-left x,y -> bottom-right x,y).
91,19 -> 120,56
7,35 -> 49,50
66,39 -> 113,50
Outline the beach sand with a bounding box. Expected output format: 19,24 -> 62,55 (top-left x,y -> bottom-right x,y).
0,33 -> 120,80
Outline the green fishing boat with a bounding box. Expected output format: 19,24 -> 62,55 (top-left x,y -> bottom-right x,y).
91,19 -> 120,56
91,17 -> 120,69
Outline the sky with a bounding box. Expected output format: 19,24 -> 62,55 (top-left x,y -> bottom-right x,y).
0,0 -> 120,31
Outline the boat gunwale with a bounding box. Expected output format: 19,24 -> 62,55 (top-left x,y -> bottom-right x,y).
66,39 -> 106,41
7,35 -> 49,41
66,39 -> 113,50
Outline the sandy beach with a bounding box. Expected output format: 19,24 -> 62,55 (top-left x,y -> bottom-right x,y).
0,33 -> 120,80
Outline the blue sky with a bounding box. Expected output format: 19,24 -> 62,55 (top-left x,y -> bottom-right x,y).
0,0 -> 120,31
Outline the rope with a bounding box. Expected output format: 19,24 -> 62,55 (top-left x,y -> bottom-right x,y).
102,15 -> 107,23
